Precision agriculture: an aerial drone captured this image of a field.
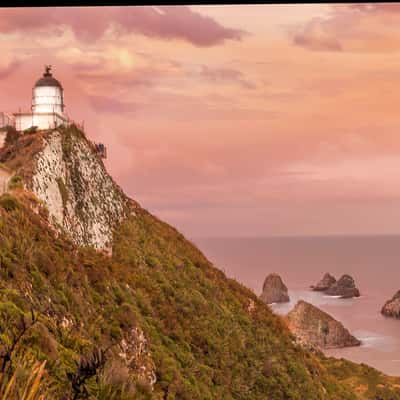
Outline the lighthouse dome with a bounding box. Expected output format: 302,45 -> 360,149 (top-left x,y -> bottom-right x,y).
34,75 -> 63,89
34,65 -> 63,89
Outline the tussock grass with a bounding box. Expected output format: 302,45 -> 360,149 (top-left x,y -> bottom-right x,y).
0,361 -> 47,400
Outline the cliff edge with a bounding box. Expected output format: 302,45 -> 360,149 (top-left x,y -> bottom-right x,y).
0,126 -> 134,249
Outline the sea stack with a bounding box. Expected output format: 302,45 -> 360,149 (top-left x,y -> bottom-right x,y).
311,273 -> 336,292
381,290 -> 400,319
260,273 -> 290,304
287,300 -> 361,349
325,274 -> 360,298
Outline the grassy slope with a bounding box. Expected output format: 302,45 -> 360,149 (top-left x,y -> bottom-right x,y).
0,192 -> 398,399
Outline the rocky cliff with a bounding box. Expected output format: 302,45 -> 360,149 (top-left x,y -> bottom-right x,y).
287,300 -> 361,349
0,126 -> 133,249
381,290 -> 400,319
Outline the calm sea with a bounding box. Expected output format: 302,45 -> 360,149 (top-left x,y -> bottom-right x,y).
194,236 -> 400,376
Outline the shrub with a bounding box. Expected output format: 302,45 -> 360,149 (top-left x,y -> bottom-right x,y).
23,126 -> 38,135
27,322 -> 59,360
0,194 -> 20,212
145,255 -> 161,268
114,303 -> 138,331
7,175 -> 23,191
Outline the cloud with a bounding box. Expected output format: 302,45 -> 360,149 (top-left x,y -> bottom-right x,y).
115,6 -> 246,47
291,4 -> 400,53
0,6 -> 245,47
198,65 -> 256,89
292,18 -> 343,52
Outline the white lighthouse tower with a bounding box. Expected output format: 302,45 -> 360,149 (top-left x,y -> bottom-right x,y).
14,65 -> 69,131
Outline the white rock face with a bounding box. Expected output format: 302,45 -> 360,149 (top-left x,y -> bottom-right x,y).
118,327 -> 157,388
30,129 -> 131,249
31,132 -> 65,224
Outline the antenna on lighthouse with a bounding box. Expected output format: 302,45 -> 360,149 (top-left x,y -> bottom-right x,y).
44,65 -> 52,76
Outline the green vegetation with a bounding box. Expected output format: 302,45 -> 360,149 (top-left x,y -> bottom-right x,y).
60,124 -> 86,161
0,193 -> 398,399
0,193 -> 20,211
0,360 -> 48,399
324,357 -> 400,400
0,130 -> 44,181
23,127 -> 38,135
8,175 -> 23,191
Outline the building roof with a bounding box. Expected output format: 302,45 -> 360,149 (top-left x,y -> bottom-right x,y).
34,65 -> 63,89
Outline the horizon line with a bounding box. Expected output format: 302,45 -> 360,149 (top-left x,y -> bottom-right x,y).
191,233 -> 400,240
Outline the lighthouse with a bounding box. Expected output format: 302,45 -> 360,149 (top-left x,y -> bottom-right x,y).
14,65 -> 69,131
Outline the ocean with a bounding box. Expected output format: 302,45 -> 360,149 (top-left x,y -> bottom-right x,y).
194,235 -> 400,376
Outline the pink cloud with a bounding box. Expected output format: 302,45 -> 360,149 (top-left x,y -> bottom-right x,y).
198,65 -> 256,89
115,6 -> 246,47
0,6 -> 245,47
291,4 -> 400,52
292,19 -> 343,52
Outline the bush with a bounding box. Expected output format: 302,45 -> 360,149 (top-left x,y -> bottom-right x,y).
114,303 -> 138,331
145,255 -> 161,268
23,126 -> 38,135
0,194 -> 20,212
8,175 -> 23,191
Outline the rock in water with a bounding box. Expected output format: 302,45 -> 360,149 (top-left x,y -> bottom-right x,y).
260,273 -> 290,304
325,274 -> 360,298
311,273 -> 336,291
287,300 -> 361,349
381,290 -> 400,319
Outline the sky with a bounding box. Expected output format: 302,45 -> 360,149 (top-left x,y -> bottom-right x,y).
2,4 -> 400,237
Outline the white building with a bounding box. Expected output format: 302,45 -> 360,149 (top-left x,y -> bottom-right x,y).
14,65 -> 69,131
